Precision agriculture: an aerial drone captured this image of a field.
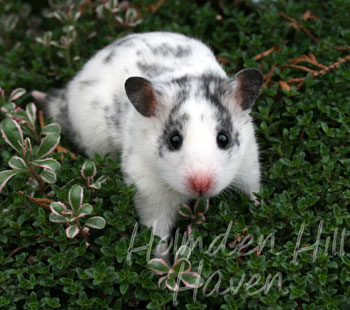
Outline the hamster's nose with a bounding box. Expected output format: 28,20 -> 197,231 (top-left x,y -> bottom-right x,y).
189,174 -> 212,195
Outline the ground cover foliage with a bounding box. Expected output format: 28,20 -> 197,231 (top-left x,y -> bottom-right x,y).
1,0 -> 350,309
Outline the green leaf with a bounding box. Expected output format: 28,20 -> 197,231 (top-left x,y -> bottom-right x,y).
194,198 -> 209,215
96,175 -> 108,183
78,204 -> 93,217
9,88 -> 26,101
0,169 -> 26,193
195,213 -> 205,224
173,258 -> 191,273
147,258 -> 170,275
85,216 -> 106,229
69,184 -> 83,215
40,169 -> 57,184
81,160 -> 96,178
37,133 -> 60,159
1,118 -> 24,153
50,202 -> 67,216
120,282 -> 129,295
44,297 -> 60,308
90,181 -> 101,189
8,156 -> 27,170
25,102 -> 37,125
157,276 -> 167,290
175,245 -> 192,260
0,296 -> 10,307
181,272 -> 204,288
178,203 -> 193,218
1,102 -> 16,114
166,277 -> 179,291
41,123 -> 61,135
66,225 -> 79,239
32,158 -> 61,172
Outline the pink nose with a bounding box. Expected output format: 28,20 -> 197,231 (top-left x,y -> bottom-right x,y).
189,175 -> 212,194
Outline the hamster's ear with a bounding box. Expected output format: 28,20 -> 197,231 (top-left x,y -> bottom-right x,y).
223,68 -> 263,110
125,76 -> 161,117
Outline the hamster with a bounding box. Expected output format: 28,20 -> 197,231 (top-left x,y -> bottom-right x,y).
33,32 -> 263,257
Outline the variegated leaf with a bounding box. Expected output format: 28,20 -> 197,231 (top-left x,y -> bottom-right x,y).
50,202 -> 67,216
49,212 -> 67,223
77,203 -> 93,217
1,118 -> 24,153
195,213 -> 205,225
89,182 -> 101,190
66,224 -> 79,238
178,203 -> 193,218
158,276 -> 167,289
32,158 -> 61,172
96,175 -> 108,183
181,272 -> 204,288
23,137 -> 32,154
69,184 -> 83,215
173,258 -> 191,274
194,198 -> 209,216
81,160 -> 96,178
37,133 -> 60,159
8,156 -> 27,170
0,169 -> 26,193
40,169 -> 57,184
165,277 -> 179,291
175,245 -> 192,261
9,88 -> 26,102
25,103 -> 37,125
41,123 -> 61,136
85,216 -> 106,229
147,258 -> 170,275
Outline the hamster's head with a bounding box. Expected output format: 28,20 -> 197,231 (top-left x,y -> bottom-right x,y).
125,68 -> 263,198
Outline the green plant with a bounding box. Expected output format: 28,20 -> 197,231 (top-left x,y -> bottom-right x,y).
148,245 -> 204,292
49,184 -> 106,242
178,199 -> 210,234
0,102 -> 61,193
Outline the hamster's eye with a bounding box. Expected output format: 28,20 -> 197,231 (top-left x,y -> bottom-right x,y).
217,132 -> 229,149
169,132 -> 183,150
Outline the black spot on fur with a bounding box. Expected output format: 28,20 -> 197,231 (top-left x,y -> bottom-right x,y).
150,43 -> 192,58
104,49 -> 115,64
193,72 -> 234,139
104,106 -> 119,129
167,76 -> 191,107
232,132 -> 240,147
111,36 -> 135,48
104,36 -> 136,64
137,62 -> 172,78
91,99 -> 102,109
80,80 -> 97,88
158,110 -> 190,156
103,94 -> 126,129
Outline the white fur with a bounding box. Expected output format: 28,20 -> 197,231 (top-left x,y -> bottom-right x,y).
38,32 -> 261,258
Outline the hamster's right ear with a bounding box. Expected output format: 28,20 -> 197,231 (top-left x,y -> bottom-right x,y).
31,90 -> 47,108
125,77 -> 162,118
223,68 -> 263,111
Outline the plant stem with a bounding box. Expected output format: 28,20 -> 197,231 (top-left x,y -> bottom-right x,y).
25,158 -> 46,193
75,220 -> 90,243
46,46 -> 54,68
65,46 -> 72,68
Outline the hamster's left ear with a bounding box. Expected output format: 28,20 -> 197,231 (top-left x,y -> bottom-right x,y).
125,76 -> 162,118
223,68 -> 263,110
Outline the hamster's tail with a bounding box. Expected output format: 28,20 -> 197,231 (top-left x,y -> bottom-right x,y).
32,88 -> 71,133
